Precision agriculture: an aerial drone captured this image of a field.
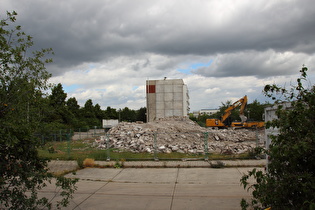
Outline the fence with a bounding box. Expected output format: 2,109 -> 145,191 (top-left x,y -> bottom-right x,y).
37,131 -> 210,161
35,127 -> 107,143
37,129 -> 262,161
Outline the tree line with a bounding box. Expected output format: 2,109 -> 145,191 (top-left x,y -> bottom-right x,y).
42,83 -> 147,131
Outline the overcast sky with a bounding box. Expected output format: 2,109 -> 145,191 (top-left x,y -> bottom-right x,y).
2,0 -> 315,111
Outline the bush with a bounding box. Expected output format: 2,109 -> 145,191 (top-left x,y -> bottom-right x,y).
83,158 -> 95,167
0,11 -> 77,209
240,66 -> 315,209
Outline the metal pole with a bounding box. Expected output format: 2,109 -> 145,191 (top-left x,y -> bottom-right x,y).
67,133 -> 70,159
204,132 -> 209,161
154,132 -> 158,161
255,127 -> 259,148
106,134 -> 110,161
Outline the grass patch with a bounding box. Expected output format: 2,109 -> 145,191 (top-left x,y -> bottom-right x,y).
38,139 -> 256,161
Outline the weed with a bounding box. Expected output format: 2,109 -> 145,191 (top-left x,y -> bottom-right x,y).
248,147 -> 265,159
48,146 -> 55,154
114,160 -> 122,168
83,158 -> 95,167
211,160 -> 225,168
76,157 -> 85,168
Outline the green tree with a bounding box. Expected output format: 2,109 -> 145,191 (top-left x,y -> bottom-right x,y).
66,97 -> 81,127
45,83 -> 72,127
196,113 -> 211,127
82,99 -> 100,126
240,66 -> 315,209
94,103 -> 105,121
0,11 -> 76,209
66,97 -> 80,118
104,106 -> 118,119
136,107 -> 147,122
49,83 -> 67,107
245,99 -> 267,121
120,107 -> 136,122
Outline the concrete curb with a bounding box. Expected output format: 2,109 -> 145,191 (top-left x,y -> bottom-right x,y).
48,159 -> 266,174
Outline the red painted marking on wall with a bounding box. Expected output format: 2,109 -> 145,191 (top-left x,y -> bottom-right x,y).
146,85 -> 156,93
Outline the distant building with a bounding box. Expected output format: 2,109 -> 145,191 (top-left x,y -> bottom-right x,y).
199,109 -> 219,116
146,79 -> 189,122
102,119 -> 119,128
191,109 -> 220,118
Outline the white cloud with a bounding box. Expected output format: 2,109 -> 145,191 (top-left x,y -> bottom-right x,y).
3,0 -> 315,112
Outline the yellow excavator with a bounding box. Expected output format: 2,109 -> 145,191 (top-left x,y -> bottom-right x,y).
206,95 -> 264,128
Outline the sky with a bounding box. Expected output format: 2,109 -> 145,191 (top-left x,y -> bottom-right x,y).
2,0 -> 315,111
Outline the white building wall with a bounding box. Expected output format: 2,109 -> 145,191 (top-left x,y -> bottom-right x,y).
264,102 -> 292,170
264,102 -> 292,149
146,79 -> 189,122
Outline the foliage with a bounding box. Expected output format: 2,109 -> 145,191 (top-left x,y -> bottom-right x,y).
245,99 -> 269,121
240,66 -> 315,209
136,107 -> 147,122
194,113 -> 210,127
0,11 -> 77,209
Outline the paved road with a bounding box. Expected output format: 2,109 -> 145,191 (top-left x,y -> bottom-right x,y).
39,167 -> 260,210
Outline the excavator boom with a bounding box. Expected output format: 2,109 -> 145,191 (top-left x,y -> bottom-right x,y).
221,95 -> 247,123
205,95 -> 264,128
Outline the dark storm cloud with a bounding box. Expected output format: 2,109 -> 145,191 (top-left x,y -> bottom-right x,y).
2,0 -> 315,78
194,50 -> 315,78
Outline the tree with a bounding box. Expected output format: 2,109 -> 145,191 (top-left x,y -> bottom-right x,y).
245,99 -> 267,121
49,83 -> 67,107
136,107 -> 147,122
104,106 -> 118,119
94,103 -> 105,121
66,97 -> 81,127
240,66 -> 315,209
0,11 -> 76,209
67,97 -> 80,116
120,107 -> 136,122
82,99 -> 100,126
45,83 -> 71,127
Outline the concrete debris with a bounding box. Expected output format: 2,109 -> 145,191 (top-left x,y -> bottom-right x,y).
95,117 -> 265,155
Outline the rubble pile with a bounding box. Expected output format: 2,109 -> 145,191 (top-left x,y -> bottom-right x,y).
96,117 -> 265,155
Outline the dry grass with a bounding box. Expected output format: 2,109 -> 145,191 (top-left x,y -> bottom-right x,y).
83,158 -> 95,167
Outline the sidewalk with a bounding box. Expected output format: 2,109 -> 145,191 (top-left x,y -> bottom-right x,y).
41,167 -> 261,210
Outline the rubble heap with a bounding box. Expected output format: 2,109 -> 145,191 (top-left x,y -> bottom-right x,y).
97,117 -> 264,155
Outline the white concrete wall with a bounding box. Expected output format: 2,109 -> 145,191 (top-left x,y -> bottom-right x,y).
264,102 -> 292,149
146,79 -> 189,122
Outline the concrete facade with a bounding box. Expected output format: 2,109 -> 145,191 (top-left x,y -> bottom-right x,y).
264,102 -> 292,170
264,102 -> 292,149
146,79 -> 189,122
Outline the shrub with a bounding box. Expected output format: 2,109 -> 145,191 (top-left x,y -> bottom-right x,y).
83,158 -> 95,167
240,66 -> 315,209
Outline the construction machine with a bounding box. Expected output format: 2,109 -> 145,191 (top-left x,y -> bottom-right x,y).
206,95 -> 264,128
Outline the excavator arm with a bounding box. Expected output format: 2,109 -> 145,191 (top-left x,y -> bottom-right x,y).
221,95 -> 248,124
